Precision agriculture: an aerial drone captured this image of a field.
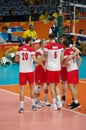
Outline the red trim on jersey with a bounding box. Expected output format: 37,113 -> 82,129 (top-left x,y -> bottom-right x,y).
35,52 -> 42,58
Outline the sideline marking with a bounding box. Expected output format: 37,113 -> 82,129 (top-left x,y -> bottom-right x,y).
0,84 -> 19,86
79,80 -> 86,84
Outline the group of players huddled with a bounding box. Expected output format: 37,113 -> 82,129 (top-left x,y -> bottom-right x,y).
15,33 -> 81,113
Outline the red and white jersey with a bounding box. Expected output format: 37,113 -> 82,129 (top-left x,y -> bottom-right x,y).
64,47 -> 78,72
36,48 -> 43,55
16,44 -> 35,72
44,42 -> 63,71
62,44 -> 73,67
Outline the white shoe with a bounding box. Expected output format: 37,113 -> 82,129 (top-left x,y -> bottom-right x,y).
50,104 -> 58,111
57,100 -> 62,110
44,99 -> 51,106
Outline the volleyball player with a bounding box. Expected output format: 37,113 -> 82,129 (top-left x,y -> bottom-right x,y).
62,39 -> 81,110
15,37 -> 44,113
34,40 -> 50,108
59,34 -> 80,105
44,33 -> 63,110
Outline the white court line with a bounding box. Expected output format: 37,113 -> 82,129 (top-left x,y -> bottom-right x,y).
79,80 -> 86,84
0,88 -> 86,117
62,107 -> 86,117
0,84 -> 19,86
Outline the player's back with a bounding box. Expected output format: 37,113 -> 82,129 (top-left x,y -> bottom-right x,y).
64,47 -> 78,72
44,42 -> 63,71
18,44 -> 35,72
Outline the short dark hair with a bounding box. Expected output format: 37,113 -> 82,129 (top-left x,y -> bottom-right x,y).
25,37 -> 33,43
2,26 -> 8,31
49,33 -> 55,39
79,29 -> 84,34
63,39 -> 71,47
39,39 -> 46,46
63,26 -> 69,30
59,33 -> 66,39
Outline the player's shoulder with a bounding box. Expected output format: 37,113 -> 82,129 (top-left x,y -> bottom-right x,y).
27,46 -> 35,52
18,45 -> 34,52
64,47 -> 74,55
46,42 -> 63,49
56,43 -> 63,49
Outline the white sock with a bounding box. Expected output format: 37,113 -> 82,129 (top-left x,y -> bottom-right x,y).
36,97 -> 39,103
56,95 -> 60,101
74,100 -> 78,104
20,101 -> 24,108
52,98 -> 56,104
32,98 -> 36,106
44,94 -> 48,100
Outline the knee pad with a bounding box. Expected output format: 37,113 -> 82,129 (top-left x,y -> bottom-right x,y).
34,85 -> 41,93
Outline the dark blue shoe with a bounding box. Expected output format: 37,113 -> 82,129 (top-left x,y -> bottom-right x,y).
18,107 -> 24,113
32,105 -> 37,111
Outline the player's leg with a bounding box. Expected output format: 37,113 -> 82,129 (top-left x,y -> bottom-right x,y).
68,84 -> 81,110
46,70 -> 57,110
55,83 -> 62,110
44,69 -> 50,106
61,67 -> 67,105
18,73 -> 26,113
34,84 -> 43,108
44,83 -> 51,106
55,71 -> 62,109
29,83 -> 37,111
28,72 -> 37,111
50,83 -> 58,110
61,80 -> 66,105
67,70 -> 81,110
18,85 -> 25,113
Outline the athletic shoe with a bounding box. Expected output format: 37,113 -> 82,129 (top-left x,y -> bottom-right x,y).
50,104 -> 58,111
69,102 -> 81,110
61,96 -> 66,106
57,100 -> 62,110
62,95 -> 66,101
18,107 -> 24,113
44,99 -> 51,106
32,105 -> 37,111
36,101 -> 43,108
68,101 -> 74,108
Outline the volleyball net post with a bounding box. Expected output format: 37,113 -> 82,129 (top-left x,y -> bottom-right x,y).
60,1 -> 86,41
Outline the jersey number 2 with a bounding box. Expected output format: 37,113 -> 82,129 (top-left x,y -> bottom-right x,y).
54,51 -> 57,59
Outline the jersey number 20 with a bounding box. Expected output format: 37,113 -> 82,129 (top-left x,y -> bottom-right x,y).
22,53 -> 28,60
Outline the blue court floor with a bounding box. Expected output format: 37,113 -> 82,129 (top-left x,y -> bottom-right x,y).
0,56 -> 86,85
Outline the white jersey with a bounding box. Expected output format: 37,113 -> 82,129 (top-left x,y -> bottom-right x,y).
16,44 -> 35,73
64,47 -> 78,72
44,42 -> 63,71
